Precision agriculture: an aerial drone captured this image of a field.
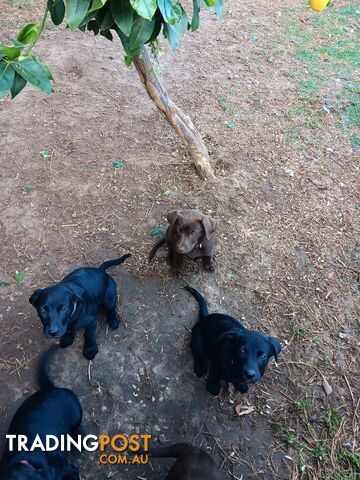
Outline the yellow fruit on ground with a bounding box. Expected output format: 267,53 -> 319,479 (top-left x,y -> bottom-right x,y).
309,0 -> 330,12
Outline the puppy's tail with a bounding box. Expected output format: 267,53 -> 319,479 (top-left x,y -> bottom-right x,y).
184,286 -> 209,319
99,254 -> 131,271
147,443 -> 196,458
149,238 -> 166,262
37,345 -> 58,389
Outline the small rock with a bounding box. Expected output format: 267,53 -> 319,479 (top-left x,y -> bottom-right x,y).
154,425 -> 161,432
309,413 -> 317,422
159,434 -> 166,443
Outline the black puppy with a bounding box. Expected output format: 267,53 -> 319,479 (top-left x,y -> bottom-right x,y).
185,286 -> 281,395
30,254 -> 130,360
0,345 -> 83,479
149,443 -> 226,480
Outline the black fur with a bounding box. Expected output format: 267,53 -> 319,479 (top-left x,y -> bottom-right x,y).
29,254 -> 130,359
185,286 -> 282,396
0,346 -> 83,479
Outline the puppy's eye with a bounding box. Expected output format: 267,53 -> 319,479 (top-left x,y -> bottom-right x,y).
239,347 -> 246,355
258,352 -> 267,360
39,306 -> 47,314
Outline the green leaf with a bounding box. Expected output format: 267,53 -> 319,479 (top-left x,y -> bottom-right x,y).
26,184 -> 36,192
147,9 -> 162,42
199,0 -> 211,10
151,226 -> 161,235
191,0 -> 200,31
164,8 -> 188,50
226,122 -> 235,129
130,0 -> 156,21
10,72 -> 27,98
128,14 -> 155,53
157,0 -> 182,25
214,0 -> 223,19
14,271 -> 25,284
204,0 -> 216,6
0,60 -> 15,99
47,0 -> 66,25
32,55 -> 54,80
65,0 -> 92,30
0,45 -> 22,60
11,56 -> 53,94
40,150 -> 50,158
16,23 -> 40,45
100,29 -> 113,40
110,0 -> 134,37
95,7 -> 114,31
87,0 -> 108,13
16,24 -> 39,45
163,189 -> 172,196
111,160 -> 124,168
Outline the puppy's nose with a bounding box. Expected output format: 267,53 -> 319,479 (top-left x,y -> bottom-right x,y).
245,370 -> 257,380
48,328 -> 60,337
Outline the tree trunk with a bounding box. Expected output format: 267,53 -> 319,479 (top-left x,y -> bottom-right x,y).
132,46 -> 215,181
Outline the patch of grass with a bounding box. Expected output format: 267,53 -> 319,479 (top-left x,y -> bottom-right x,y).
316,40 -> 360,65
299,79 -> 320,99
296,46 -> 318,62
312,442 -> 328,462
217,96 -> 235,114
281,427 -> 296,446
322,354 -> 331,366
281,3 -> 359,149
339,448 -> 360,473
293,398 -> 308,412
325,408 -> 342,437
288,106 -> 308,117
332,472 -> 353,480
302,117 -> 322,129
290,319 -> 307,337
350,134 -> 360,149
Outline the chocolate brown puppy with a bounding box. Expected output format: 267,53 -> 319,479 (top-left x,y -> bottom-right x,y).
149,443 -> 226,480
149,209 -> 218,275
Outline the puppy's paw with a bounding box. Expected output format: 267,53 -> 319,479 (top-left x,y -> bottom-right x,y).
83,344 -> 99,360
60,332 -> 75,348
108,312 -> 120,330
236,383 -> 249,394
171,268 -> 181,278
194,363 -> 207,378
206,381 -> 221,396
203,258 -> 215,272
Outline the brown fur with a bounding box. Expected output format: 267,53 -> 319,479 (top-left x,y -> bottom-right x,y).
149,209 -> 218,275
149,443 -> 226,480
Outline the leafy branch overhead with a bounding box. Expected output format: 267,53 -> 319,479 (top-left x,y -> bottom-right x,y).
0,0 -> 223,99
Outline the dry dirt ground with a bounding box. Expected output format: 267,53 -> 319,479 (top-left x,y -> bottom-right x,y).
0,0 -> 359,479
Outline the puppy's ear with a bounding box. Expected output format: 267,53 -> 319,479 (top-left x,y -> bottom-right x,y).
29,289 -> 42,307
67,284 -> 85,306
167,210 -> 180,226
218,331 -> 241,346
202,216 -> 218,240
268,336 -> 282,362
